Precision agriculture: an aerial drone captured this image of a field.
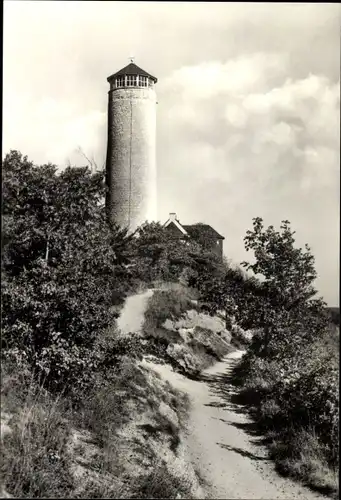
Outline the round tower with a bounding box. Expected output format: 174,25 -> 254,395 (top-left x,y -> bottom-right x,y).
105,61 -> 157,232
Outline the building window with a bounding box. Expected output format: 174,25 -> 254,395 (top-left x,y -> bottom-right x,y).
148,78 -> 154,87
126,75 -> 137,86
116,76 -> 125,87
139,76 -> 147,87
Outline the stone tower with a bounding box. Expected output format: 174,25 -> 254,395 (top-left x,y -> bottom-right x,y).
105,61 -> 157,232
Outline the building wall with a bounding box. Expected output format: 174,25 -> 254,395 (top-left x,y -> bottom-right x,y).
106,87 -> 157,231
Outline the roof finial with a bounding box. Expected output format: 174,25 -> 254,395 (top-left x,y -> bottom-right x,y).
129,54 -> 135,64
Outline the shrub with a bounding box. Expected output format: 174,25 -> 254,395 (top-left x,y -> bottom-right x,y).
233,324 -> 339,495
269,428 -> 339,497
143,287 -> 192,331
130,222 -> 222,285
2,151 -> 133,393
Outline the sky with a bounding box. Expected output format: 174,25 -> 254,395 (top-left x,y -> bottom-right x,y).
3,1 -> 340,305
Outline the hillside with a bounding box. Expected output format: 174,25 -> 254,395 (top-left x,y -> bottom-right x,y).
1,151 -> 338,499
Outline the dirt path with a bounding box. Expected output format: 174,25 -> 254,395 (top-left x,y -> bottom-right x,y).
143,351 -> 328,500
116,289 -> 154,335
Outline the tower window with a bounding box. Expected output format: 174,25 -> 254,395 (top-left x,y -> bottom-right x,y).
139,76 -> 147,87
126,75 -> 137,86
148,78 -> 154,87
116,76 -> 125,87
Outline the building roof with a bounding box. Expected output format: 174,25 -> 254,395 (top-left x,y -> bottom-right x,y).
183,223 -> 225,240
107,62 -> 158,83
164,214 -> 188,235
164,213 -> 224,240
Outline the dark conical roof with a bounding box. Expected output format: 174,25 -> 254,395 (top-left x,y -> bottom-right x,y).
107,62 -> 157,83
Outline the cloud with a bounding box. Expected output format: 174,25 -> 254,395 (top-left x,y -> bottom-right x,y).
3,1 -> 340,304
158,57 -> 339,304
160,59 -> 339,191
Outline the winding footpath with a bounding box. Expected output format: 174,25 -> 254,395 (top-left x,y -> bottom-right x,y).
118,290 -> 328,499
146,351 -> 328,500
116,289 -> 154,335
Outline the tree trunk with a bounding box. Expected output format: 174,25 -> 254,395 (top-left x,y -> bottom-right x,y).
45,237 -> 50,264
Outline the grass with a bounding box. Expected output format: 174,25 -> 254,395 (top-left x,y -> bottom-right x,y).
144,286 -> 193,331
130,460 -> 193,499
1,349 -> 195,499
269,427 -> 339,498
1,363 -> 74,498
74,358 -> 148,446
0,283 -> 218,499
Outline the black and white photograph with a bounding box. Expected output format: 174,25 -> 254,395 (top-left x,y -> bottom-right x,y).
2,2 -> 340,499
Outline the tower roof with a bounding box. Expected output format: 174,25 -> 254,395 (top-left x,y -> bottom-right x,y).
107,62 -> 157,83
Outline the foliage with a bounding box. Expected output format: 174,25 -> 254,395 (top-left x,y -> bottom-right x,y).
199,217 -> 330,358
144,287 -> 193,330
131,222 -> 224,286
2,150 -> 132,392
242,217 -> 318,307
199,218 -> 330,351
269,427 -> 339,498
233,326 -> 339,498
196,263 -> 264,326
226,217 -> 339,494
130,460 -> 193,499
327,307 -> 340,326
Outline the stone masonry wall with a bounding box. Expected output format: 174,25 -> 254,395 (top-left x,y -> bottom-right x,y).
106,87 -> 157,231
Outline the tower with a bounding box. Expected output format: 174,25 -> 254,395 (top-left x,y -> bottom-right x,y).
105,60 -> 157,232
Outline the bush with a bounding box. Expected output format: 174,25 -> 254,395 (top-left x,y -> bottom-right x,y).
269,428 -> 339,497
144,287 -> 192,331
2,151 -> 133,393
233,324 -> 339,495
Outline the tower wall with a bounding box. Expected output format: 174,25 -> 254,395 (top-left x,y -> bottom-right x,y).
106,87 -> 157,231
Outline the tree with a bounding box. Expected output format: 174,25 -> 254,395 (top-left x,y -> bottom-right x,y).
129,222 -> 223,285
195,261 -> 265,329
241,217 -> 319,310
2,151 -> 132,392
241,217 -> 328,358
